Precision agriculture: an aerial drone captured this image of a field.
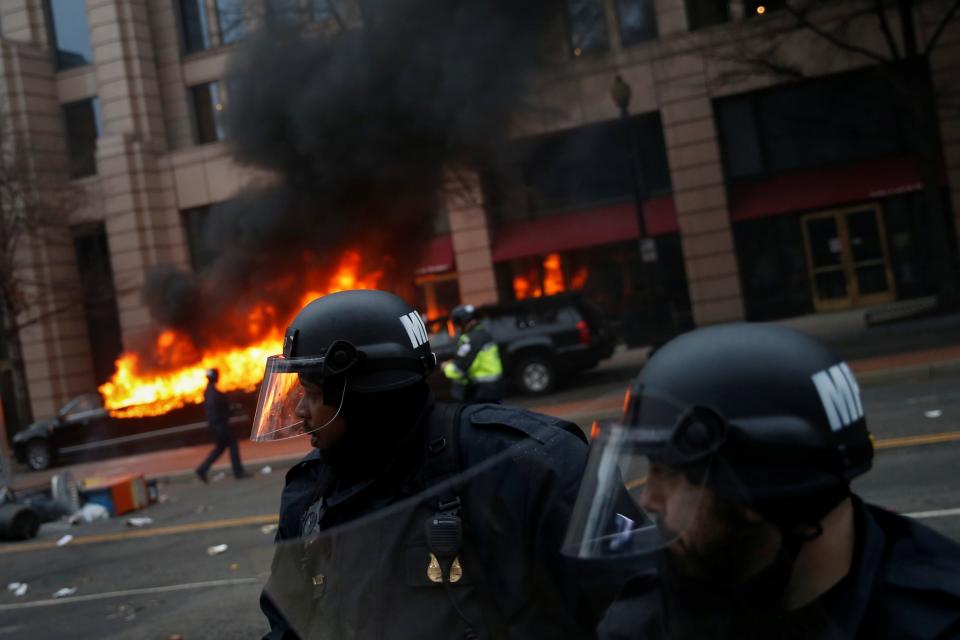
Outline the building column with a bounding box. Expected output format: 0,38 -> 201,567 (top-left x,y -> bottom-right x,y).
445,171 -> 499,306
0,0 -> 51,46
929,15 -> 960,254
0,40 -> 96,419
89,0 -> 181,340
656,54 -> 745,325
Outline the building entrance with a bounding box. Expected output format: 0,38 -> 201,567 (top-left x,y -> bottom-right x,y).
801,204 -> 896,311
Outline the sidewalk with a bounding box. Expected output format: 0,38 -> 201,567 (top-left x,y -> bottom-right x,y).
11,300 -> 960,489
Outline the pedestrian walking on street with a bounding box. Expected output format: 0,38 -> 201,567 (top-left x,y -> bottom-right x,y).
254,290 -> 629,640
442,303 -> 504,402
196,368 -> 246,482
565,324 -> 960,640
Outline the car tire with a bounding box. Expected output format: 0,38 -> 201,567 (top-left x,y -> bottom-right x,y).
515,356 -> 556,396
0,504 -> 41,541
25,439 -> 51,471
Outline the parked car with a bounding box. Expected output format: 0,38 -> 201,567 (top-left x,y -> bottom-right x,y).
10,392 -> 254,472
427,293 -> 616,396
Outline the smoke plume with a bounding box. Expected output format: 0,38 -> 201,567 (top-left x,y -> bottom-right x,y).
141,0 -> 561,361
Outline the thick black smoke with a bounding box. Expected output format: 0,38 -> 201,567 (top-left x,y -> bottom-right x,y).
141,0 -> 561,361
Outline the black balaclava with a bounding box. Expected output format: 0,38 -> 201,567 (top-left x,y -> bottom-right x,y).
318,380 -> 431,485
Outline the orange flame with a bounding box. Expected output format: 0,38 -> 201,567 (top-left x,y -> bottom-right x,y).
513,253 -> 588,300
543,253 -> 564,296
98,250 -> 383,419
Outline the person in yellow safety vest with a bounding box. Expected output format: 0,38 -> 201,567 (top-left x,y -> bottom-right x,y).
443,304 -> 504,402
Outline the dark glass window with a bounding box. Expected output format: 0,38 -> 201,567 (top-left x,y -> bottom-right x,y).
715,95 -> 763,179
733,215 -> 814,321
190,82 -> 225,144
685,0 -> 729,30
520,113 -> 672,216
311,0 -> 334,20
46,0 -> 93,70
215,0 -> 246,44
179,0 -> 211,53
566,0 -> 610,56
63,98 -> 101,178
716,68 -> 908,180
72,223 -> 123,383
182,206 -> 216,271
267,0 -> 303,25
616,0 -> 657,45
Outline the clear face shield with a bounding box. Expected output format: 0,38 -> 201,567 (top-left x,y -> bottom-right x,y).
563,390 -> 727,561
251,351 -> 352,442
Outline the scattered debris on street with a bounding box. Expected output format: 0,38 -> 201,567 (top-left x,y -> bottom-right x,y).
52,587 -> 78,598
7,582 -> 28,597
56,534 -> 74,547
207,544 -> 229,556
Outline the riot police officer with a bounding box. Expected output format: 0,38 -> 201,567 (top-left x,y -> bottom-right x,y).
564,324 -> 960,639
442,304 -> 504,402
255,290 -> 622,640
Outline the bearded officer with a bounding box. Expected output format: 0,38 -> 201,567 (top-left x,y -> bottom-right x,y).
564,324 -> 960,639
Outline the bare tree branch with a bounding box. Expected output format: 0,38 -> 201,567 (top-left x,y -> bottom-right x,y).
783,0 -> 892,64
874,0 -> 903,58
923,0 -> 960,56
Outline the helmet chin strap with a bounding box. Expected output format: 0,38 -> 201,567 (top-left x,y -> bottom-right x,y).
305,378 -> 348,435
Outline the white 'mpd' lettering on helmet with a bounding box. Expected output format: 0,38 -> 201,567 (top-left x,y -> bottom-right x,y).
811,362 -> 864,431
399,311 -> 429,349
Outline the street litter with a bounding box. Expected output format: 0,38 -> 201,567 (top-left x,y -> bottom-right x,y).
126,517 -> 153,527
158,494 -> 170,504
68,503 -> 110,525
196,505 -> 213,514
229,563 -> 240,571
260,465 -> 273,475
260,523 -> 278,535
56,534 -> 74,546
207,544 -> 229,555
7,582 -> 28,597
52,587 -> 78,598
924,409 -> 943,419
211,472 -> 227,482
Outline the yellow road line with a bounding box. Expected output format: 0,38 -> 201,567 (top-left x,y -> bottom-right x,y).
3,431 -> 959,556
0,514 -> 277,555
874,430 -> 960,449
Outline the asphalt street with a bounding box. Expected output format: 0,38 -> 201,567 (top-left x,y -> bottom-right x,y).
1,375 -> 959,639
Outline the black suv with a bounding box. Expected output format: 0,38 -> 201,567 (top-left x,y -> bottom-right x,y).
428,293 -> 615,396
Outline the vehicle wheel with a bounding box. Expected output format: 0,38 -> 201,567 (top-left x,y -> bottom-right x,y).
25,439 -> 51,471
515,356 -> 556,396
0,504 -> 41,541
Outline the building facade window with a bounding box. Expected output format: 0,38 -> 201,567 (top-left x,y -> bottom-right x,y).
72,223 -> 123,383
266,0 -> 303,25
179,0 -> 212,53
63,98 -> 101,178
46,0 -> 94,70
616,0 -> 657,45
485,112 -> 672,223
190,82 -> 225,144
182,205 -> 216,271
566,0 -> 610,56
215,0 -> 247,44
715,67 -> 910,181
685,0 -> 730,30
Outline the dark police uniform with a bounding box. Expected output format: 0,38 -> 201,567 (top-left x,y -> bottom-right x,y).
261,402 -> 624,640
598,496 -> 960,640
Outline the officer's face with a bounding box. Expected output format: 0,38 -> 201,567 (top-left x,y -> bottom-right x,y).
639,462 -> 779,583
295,379 -> 347,450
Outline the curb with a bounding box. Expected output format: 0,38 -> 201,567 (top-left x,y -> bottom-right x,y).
855,359 -> 960,387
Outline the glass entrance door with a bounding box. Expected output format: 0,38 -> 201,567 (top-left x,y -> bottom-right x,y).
801,205 -> 895,311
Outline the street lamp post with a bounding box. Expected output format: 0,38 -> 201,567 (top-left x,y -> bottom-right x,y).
610,75 -> 663,331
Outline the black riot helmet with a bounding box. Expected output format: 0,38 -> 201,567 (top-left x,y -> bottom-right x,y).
564,323 -> 873,560
450,304 -> 477,330
251,290 -> 437,441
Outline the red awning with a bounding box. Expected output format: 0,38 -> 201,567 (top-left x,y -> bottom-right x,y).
416,235 -> 454,275
727,156 -> 943,222
491,196 -> 677,263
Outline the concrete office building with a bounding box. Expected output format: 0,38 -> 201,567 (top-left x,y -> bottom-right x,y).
0,0 -> 957,427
